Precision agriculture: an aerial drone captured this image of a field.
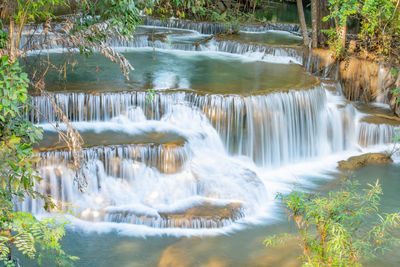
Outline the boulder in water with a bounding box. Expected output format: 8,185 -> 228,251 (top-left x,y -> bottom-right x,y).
338,153 -> 392,170
159,202 -> 243,226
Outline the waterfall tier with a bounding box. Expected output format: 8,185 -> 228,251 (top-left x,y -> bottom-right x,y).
38,143 -> 189,175
19,23 -> 400,233
32,86 -> 399,168
142,17 -> 302,35
24,84 -> 400,233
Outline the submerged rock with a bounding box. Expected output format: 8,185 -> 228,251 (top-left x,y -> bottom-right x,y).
338,153 -> 393,170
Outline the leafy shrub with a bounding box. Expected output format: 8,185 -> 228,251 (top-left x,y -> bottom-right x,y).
0,57 -> 76,266
265,180 -> 400,266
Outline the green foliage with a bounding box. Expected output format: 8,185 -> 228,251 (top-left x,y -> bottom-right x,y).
358,0 -> 400,59
0,57 -> 76,266
391,87 -> 400,104
0,0 -> 145,265
321,28 -> 345,58
138,0 -> 259,25
0,212 -> 78,267
325,0 -> 360,26
14,0 -> 67,24
323,0 -> 400,61
0,57 -> 43,200
265,180 -> 400,266
145,89 -> 156,104
74,0 -> 141,36
66,0 -> 141,57
6,0 -> 141,60
323,0 -> 360,58
0,21 -> 8,49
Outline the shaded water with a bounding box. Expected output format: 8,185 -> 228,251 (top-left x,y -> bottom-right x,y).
255,2 -> 311,25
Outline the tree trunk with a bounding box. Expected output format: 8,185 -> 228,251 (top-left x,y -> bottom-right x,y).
317,0 -> 330,45
296,0 -> 310,47
311,0 -> 318,48
337,22 -> 347,54
9,18 -> 16,63
334,5 -> 347,56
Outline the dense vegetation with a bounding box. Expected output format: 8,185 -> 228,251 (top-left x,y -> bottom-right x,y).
0,57 -> 77,266
138,0 -> 264,28
265,180 -> 400,266
322,0 -> 400,62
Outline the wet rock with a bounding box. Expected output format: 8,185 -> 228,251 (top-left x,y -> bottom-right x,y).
159,202 -> 243,227
306,48 -> 400,117
36,141 -> 188,175
360,115 -> 400,127
338,153 -> 393,170
389,75 -> 400,117
104,202 -> 244,228
157,143 -> 187,174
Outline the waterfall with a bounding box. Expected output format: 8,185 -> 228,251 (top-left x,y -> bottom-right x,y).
196,88 -> 357,166
37,143 -> 190,176
358,122 -> 400,147
199,39 -> 304,64
21,22 -> 305,68
22,103 -> 268,229
21,30 -> 303,65
31,85 -> 397,168
142,17 -> 302,35
24,83 -> 399,233
142,17 -> 228,35
19,19 -> 400,234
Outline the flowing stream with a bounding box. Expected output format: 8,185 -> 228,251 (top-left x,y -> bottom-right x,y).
19,22 -> 400,266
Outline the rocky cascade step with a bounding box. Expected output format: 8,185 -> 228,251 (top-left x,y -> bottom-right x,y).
98,202 -> 244,229
37,143 -> 190,177
142,17 -> 302,35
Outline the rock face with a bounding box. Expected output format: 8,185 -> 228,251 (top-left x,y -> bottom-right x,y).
390,76 -> 400,117
338,153 -> 393,170
339,57 -> 396,104
304,49 -> 400,117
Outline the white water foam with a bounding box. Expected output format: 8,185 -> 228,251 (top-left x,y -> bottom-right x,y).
21,24 -> 400,236
26,83 -> 400,237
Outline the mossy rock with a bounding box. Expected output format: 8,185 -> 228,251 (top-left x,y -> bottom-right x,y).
338,153 -> 392,171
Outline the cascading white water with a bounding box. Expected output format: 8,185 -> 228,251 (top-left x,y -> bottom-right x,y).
357,122 -> 400,147
24,104 -> 269,230
21,24 -> 305,66
196,87 -> 358,166
142,17 -> 302,35
25,86 -> 399,234
21,22 -> 400,235
200,39 -> 304,64
31,86 -> 396,168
